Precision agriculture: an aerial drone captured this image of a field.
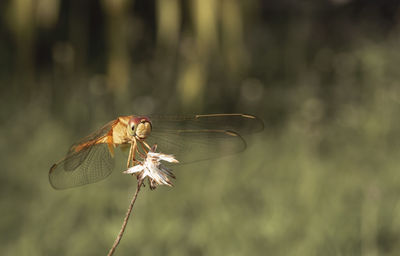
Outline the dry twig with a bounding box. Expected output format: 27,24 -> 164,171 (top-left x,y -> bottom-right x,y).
107,179 -> 143,256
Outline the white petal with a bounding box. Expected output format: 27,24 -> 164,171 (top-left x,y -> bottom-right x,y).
158,153 -> 179,163
147,152 -> 159,158
125,148 -> 178,188
124,165 -> 145,174
141,168 -> 151,178
147,152 -> 178,163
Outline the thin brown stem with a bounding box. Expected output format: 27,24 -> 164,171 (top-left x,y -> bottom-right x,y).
107,179 -> 143,256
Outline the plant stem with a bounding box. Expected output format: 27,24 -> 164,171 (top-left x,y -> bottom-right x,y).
107,179 -> 143,256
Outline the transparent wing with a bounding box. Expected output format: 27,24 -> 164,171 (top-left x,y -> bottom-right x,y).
49,120 -> 117,189
146,129 -> 246,164
145,114 -> 263,163
66,119 -> 117,158
49,144 -> 115,189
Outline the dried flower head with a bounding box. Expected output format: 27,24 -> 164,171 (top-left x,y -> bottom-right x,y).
124,146 -> 179,189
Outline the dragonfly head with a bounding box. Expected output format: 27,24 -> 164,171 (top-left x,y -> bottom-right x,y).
128,116 -> 152,139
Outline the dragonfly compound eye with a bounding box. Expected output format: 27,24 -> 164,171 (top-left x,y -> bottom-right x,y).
127,119 -> 136,137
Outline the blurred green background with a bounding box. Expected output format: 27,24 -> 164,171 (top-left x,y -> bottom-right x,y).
2,0 -> 400,255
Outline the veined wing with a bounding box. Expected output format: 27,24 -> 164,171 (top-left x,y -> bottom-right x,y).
146,114 -> 264,163
49,119 -> 118,189
146,129 -> 246,164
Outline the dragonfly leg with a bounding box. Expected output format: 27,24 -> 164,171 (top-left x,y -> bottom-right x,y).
131,139 -> 138,165
127,143 -> 133,168
137,140 -> 149,154
127,139 -> 139,168
135,146 -> 146,159
141,140 -> 152,151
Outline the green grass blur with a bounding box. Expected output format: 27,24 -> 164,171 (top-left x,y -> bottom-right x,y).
2,1 -> 400,255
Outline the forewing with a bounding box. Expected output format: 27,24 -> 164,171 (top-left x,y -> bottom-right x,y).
66,119 -> 117,158
49,119 -> 117,189
144,113 -> 263,163
49,143 -> 115,189
146,129 -> 246,164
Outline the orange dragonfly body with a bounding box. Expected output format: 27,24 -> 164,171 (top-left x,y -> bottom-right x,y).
49,114 -> 264,189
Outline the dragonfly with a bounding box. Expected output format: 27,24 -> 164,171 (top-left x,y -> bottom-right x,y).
49,113 -> 264,189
